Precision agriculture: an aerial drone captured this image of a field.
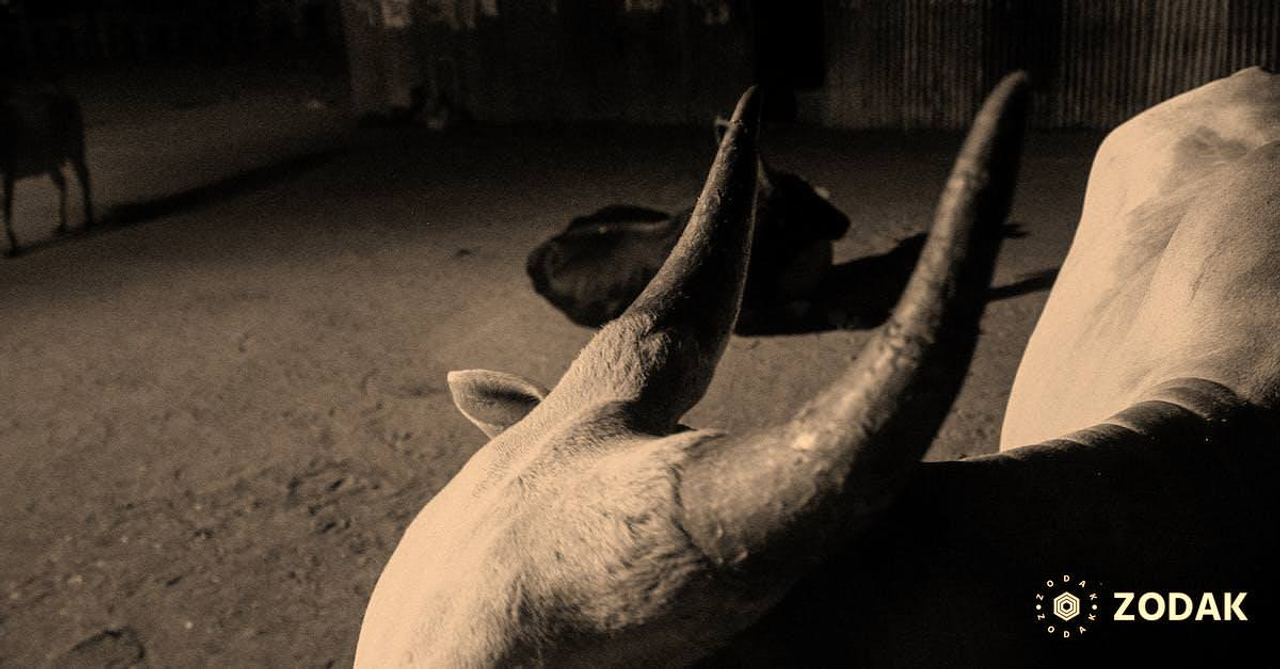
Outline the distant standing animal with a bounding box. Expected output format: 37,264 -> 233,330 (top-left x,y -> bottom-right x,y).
1,82 -> 94,256
526,126 -> 849,331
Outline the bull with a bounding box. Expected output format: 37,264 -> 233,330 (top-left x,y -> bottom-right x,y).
356,68 -> 1277,667
525,125 -> 849,333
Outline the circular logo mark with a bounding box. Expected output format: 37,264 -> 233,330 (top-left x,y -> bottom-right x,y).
1034,574 -> 1100,638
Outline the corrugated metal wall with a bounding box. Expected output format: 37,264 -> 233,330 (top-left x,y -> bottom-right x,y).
390,0 -> 1279,129
814,0 -> 1280,129
1049,0 -> 1278,127
413,1 -> 752,125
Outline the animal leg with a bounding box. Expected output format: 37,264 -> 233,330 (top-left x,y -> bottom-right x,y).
3,172 -> 18,256
73,159 -> 93,227
2,173 -> 17,255
50,167 -> 68,235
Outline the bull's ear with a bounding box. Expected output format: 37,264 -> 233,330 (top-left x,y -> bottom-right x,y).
447,370 -> 549,438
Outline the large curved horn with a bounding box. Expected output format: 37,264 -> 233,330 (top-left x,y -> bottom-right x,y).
546,87 -> 762,427
681,72 -> 1030,592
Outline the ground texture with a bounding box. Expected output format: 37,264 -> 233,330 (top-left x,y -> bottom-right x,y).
0,71 -> 1100,666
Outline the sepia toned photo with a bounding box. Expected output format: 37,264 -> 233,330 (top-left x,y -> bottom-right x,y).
0,1 -> 1275,666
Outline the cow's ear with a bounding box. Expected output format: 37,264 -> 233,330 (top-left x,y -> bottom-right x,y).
447,370 -> 549,438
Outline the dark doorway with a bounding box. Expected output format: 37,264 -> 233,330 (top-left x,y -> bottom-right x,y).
752,1 -> 825,121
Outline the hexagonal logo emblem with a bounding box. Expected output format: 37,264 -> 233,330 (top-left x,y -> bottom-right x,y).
1053,592 -> 1081,621
1035,573 -> 1102,639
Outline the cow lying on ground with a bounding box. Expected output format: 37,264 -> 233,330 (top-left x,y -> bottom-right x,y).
526,126 -> 849,333
357,69 -> 1277,667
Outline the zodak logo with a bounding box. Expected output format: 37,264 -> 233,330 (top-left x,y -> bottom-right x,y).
1112,591 -> 1247,622
1034,574 -> 1100,638
1035,573 -> 1250,639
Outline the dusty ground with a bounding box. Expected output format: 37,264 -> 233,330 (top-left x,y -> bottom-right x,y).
0,69 -> 1101,666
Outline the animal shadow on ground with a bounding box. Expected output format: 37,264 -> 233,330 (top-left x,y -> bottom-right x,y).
4,149 -> 343,257
735,223 -> 1058,335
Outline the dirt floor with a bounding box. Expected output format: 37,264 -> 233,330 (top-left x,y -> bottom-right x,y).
0,69 -> 1103,666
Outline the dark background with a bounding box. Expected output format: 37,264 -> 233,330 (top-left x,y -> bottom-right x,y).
4,0 -> 1279,128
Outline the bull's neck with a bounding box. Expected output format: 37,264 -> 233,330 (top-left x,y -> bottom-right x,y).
708,379 -> 1278,667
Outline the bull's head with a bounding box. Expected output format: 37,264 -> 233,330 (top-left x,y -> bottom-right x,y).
355,73 -> 1029,667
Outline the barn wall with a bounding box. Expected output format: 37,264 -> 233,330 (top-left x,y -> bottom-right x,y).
404,0 -> 753,125
814,0 -> 1280,129
1046,0 -> 1278,128
1,1 -> 344,71
347,0 -> 1280,129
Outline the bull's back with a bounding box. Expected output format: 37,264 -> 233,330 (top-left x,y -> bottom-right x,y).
1003,67 -> 1280,448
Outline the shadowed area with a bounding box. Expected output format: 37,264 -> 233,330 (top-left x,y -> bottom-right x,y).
4,150 -> 346,257
103,150 -> 346,227
736,226 -> 1058,335
987,267 -> 1058,300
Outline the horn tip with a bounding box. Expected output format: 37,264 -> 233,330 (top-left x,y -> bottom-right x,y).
1001,70 -> 1031,88
993,71 -> 1032,104
972,71 -> 1032,143
729,86 -> 762,134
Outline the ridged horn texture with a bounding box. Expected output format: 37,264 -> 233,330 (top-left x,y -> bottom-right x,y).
680,72 -> 1030,598
547,87 -> 761,427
